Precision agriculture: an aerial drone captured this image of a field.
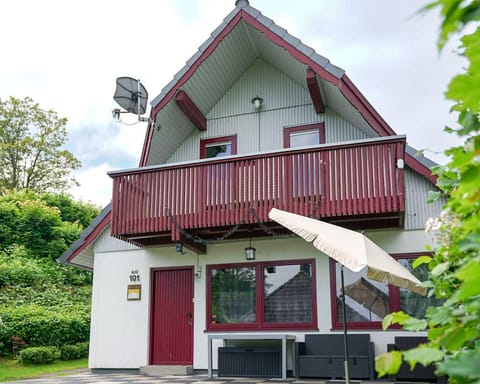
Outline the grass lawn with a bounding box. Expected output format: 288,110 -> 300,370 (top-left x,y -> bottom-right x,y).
0,357 -> 88,382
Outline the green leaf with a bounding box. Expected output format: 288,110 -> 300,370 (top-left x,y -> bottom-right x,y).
456,260 -> 480,300
413,256 -> 432,269
403,318 -> 428,331
437,349 -> 480,379
427,191 -> 442,203
375,351 -> 403,377
431,262 -> 450,276
457,234 -> 480,252
403,347 -> 445,369
439,325 -> 478,352
382,311 -> 411,330
426,306 -> 452,326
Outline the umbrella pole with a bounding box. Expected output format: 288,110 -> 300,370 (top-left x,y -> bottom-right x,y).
341,265 -> 351,384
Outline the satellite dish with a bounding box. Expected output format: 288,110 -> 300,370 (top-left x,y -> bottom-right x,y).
113,77 -> 149,122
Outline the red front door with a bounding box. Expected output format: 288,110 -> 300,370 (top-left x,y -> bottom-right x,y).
150,267 -> 194,365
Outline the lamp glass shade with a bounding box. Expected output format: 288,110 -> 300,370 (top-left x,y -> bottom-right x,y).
251,96 -> 263,109
244,246 -> 256,260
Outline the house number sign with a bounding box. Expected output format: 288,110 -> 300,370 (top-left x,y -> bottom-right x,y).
129,269 -> 140,282
127,269 -> 141,301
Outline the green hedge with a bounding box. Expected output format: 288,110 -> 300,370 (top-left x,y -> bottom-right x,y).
18,346 -> 56,365
0,305 -> 90,354
60,342 -> 89,360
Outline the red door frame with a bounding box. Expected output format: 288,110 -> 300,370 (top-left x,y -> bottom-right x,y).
149,266 -> 194,365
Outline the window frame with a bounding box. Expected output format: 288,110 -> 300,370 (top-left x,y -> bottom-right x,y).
283,123 -> 325,148
329,252 -> 432,330
200,135 -> 237,159
206,258 -> 318,332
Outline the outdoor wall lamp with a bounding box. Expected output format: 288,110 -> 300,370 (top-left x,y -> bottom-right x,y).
175,242 -> 185,255
251,96 -> 263,110
244,236 -> 256,260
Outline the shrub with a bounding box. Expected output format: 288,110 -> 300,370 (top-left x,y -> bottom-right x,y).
59,341 -> 89,360
59,344 -> 80,361
0,305 -> 90,354
60,342 -> 89,360
18,346 -> 55,365
76,341 -> 89,358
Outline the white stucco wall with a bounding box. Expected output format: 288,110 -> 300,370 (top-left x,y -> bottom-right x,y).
89,228 -> 434,370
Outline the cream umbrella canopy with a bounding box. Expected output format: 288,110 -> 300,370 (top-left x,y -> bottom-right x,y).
268,208 -> 426,295
268,208 -> 426,383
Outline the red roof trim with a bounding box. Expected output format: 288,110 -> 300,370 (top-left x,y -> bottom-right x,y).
140,117 -> 154,167
66,211 -> 111,264
339,75 -> 395,137
405,152 -> 437,184
150,11 -> 245,119
240,12 -> 341,85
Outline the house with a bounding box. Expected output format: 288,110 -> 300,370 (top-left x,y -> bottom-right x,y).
59,0 -> 443,376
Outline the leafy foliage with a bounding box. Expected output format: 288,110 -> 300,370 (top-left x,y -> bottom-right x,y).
0,96 -> 81,194
0,190 -> 98,260
376,1 -> 480,383
0,192 -> 98,355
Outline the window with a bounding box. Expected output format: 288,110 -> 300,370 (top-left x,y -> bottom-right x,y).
207,259 -> 317,331
284,123 -> 325,148
330,253 -> 441,330
200,135 -> 237,159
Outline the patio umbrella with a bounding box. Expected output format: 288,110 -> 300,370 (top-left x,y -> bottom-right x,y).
268,208 -> 426,383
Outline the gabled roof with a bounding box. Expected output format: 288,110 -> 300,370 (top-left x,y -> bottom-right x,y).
59,0 -> 439,269
139,0 -> 396,167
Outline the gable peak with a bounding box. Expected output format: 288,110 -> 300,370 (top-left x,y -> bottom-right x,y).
235,0 -> 249,7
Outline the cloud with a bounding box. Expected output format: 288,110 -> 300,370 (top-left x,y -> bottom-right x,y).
69,162 -> 113,207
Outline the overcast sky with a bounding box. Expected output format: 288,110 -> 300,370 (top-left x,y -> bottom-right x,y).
0,0 -> 464,207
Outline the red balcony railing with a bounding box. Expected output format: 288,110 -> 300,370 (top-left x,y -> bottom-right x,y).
110,136 -> 405,242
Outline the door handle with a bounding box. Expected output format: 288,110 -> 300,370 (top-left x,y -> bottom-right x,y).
186,312 -> 193,325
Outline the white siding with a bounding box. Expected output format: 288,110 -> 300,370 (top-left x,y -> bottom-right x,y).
89,229 -> 434,370
167,59 -> 371,164
325,109 -> 370,142
93,225 -> 141,253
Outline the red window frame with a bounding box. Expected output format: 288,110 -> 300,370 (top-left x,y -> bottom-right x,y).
329,252 -> 432,330
206,259 -> 318,332
283,123 -> 325,148
200,135 -> 237,159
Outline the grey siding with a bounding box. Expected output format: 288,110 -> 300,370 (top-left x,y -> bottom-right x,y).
404,168 -> 444,230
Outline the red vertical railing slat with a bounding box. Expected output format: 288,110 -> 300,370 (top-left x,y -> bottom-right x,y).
373,145 -> 380,213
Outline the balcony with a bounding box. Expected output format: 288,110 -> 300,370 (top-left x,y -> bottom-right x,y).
109,136 -> 405,248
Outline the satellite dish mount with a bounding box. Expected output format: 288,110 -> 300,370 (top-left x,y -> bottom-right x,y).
112,77 -> 149,123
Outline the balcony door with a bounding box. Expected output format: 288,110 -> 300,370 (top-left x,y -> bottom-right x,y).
150,267 -> 194,365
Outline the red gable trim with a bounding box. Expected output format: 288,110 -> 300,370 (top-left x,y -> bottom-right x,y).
140,116 -> 154,167
339,75 -> 395,137
150,11 -> 245,119
405,152 -> 438,185
66,211 -> 111,265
